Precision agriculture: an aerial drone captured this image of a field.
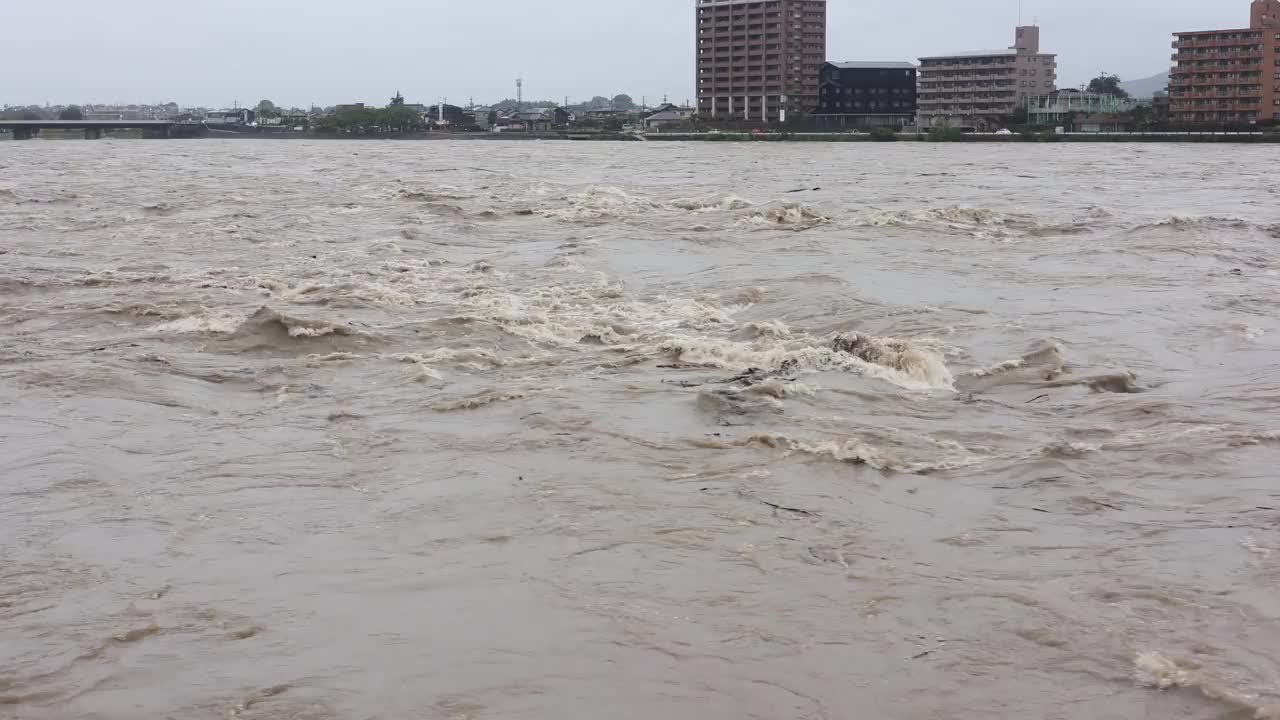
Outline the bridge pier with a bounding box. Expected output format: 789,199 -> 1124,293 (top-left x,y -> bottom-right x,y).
83,127 -> 102,140
141,125 -> 170,139
13,127 -> 36,140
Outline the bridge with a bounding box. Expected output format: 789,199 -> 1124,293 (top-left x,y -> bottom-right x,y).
0,120 -> 194,140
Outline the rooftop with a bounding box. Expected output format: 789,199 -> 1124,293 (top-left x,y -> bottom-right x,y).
920,48 -> 1017,60
1175,28 -> 1257,35
830,61 -> 917,70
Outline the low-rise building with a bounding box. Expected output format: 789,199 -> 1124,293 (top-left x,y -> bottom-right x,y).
471,108 -> 497,129
584,108 -> 628,121
205,109 -> 255,125
917,25 -> 1057,130
1169,0 -> 1280,124
516,108 -> 570,131
641,103 -> 695,129
1026,89 -> 1136,125
814,61 -> 917,129
425,103 -> 473,128
1075,113 -> 1130,133
643,108 -> 695,129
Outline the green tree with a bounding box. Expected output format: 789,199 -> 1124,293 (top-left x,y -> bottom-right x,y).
612,94 -> 635,110
1087,73 -> 1129,98
59,105 -> 84,121
1128,104 -> 1154,130
2,108 -> 47,120
316,107 -> 365,132
869,126 -> 898,141
589,96 -> 610,109
255,99 -> 278,118
381,105 -> 423,131
390,91 -> 405,106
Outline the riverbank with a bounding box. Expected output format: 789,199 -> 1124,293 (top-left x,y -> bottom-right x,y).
7,128 -> 1279,143
646,131 -> 1280,143
245,129 -> 1280,143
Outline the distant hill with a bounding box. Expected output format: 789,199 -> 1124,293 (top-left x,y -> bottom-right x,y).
1120,72 -> 1170,98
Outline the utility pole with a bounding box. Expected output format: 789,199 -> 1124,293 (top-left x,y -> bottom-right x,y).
516,78 -> 523,110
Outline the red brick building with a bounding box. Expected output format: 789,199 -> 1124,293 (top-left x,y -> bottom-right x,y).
1169,0 -> 1280,123
695,0 -> 827,124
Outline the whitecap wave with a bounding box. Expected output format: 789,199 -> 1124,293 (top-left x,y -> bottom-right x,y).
672,195 -> 754,212
1134,652 -> 1280,719
658,331 -> 954,391
740,202 -> 829,230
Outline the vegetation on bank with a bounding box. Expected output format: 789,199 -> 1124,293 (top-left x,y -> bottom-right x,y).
312,106 -> 428,133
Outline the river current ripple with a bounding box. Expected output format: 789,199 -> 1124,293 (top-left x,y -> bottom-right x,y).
2,140 -> 1280,719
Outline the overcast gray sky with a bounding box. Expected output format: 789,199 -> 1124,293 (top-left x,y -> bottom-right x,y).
0,0 -> 1255,108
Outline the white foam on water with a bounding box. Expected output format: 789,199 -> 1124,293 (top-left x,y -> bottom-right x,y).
1134,652 -> 1280,719
739,202 -> 829,230
151,309 -> 246,334
657,333 -> 954,391
671,195 -> 754,212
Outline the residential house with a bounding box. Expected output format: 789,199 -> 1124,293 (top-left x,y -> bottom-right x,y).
516,108 -> 569,131
643,110 -> 695,130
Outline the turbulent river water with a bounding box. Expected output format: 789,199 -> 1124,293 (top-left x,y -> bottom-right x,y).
2,139 -> 1280,719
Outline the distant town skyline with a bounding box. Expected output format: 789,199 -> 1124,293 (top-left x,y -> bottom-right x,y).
1,0 -> 1253,108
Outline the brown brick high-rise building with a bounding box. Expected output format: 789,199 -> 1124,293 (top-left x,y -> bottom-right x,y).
1169,0 -> 1280,123
695,0 -> 827,124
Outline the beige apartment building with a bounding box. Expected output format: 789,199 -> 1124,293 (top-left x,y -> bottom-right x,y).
695,0 -> 827,124
1169,0 -> 1280,124
917,26 -> 1057,129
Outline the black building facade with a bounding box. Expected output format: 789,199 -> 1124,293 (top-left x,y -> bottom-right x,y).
814,61 -> 918,129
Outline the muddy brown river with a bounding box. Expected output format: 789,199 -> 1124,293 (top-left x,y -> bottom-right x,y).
2,139 -> 1279,719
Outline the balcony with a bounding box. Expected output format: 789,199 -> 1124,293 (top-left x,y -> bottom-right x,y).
1172,36 -> 1262,48
917,95 -> 1017,106
920,82 -> 1018,91
1173,50 -> 1263,62
1173,89 -> 1263,99
922,61 -> 1016,73
1169,102 -> 1261,111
